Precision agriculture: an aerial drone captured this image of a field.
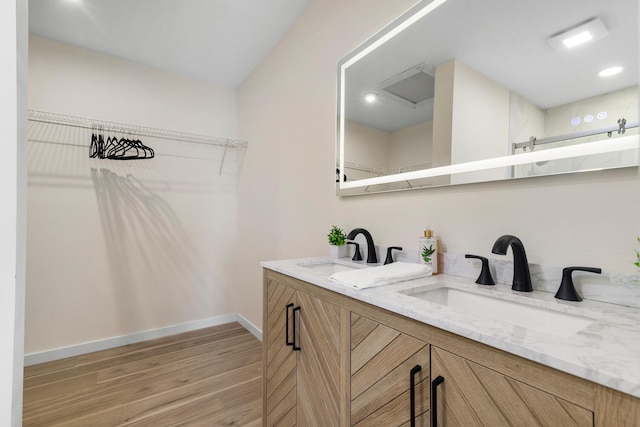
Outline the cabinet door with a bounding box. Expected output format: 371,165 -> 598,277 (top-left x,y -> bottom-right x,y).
296,291 -> 342,426
350,313 -> 431,426
431,347 -> 593,426
265,280 -> 298,426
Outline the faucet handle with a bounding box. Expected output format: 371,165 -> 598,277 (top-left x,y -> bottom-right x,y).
465,254 -> 495,285
555,266 -> 601,301
347,241 -> 362,261
384,247 -> 403,265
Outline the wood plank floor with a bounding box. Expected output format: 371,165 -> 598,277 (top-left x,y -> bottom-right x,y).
23,322 -> 263,426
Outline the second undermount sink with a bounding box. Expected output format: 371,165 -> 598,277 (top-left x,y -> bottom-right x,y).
400,285 -> 597,338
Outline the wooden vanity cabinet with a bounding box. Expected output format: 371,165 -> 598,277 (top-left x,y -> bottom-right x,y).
264,278 -> 297,426
431,346 -> 593,426
350,313 -> 430,426
263,272 -> 345,426
263,270 -> 640,427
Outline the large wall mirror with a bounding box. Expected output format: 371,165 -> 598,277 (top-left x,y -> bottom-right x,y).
337,0 -> 639,195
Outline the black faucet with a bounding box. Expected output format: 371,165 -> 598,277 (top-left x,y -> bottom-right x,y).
465,254 -> 495,285
491,235 -> 532,292
347,241 -> 362,261
555,266 -> 601,301
384,247 -> 403,265
346,228 -> 378,264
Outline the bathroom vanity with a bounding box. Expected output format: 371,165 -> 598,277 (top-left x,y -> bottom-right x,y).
262,258 -> 640,426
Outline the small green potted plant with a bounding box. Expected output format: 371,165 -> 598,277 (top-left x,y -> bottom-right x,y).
328,225 -> 348,258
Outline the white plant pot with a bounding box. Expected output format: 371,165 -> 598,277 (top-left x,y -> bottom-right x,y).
329,244 -> 348,258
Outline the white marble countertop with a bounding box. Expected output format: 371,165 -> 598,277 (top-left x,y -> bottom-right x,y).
262,256 -> 640,399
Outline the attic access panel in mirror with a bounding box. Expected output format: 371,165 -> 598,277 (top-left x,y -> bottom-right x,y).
337,0 -> 639,195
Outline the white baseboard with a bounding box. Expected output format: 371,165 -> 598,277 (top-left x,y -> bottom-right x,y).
24,313 -> 263,366
236,313 -> 262,342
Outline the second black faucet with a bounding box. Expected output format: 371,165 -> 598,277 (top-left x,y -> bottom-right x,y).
491,234 -> 533,292
346,228 -> 378,264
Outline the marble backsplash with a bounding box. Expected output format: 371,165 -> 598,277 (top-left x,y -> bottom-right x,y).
443,252 -> 640,309
372,245 -> 640,309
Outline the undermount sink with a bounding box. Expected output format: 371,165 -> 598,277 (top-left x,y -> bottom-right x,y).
297,260 -> 364,275
400,285 -> 597,338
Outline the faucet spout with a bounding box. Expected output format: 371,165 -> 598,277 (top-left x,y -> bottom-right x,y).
491,234 -> 533,292
346,228 -> 378,264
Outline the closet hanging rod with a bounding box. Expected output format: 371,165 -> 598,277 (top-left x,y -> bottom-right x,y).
28,110 -> 247,149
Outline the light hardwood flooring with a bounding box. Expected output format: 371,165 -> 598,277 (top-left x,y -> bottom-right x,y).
23,322 -> 263,426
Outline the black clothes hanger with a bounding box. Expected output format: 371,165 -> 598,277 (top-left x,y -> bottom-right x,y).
89,131 -> 107,159
129,138 -> 154,159
90,132 -> 154,160
98,134 -> 105,158
106,137 -> 154,160
89,133 -> 99,158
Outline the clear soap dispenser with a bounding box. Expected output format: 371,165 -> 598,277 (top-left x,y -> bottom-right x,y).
419,227 -> 439,274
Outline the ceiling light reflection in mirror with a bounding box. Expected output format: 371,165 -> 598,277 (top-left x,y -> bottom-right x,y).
547,18 -> 609,51
337,0 -> 638,194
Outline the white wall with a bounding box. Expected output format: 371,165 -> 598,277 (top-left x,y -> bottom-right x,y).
431,59 -> 455,186
236,0 -> 640,329
344,119 -> 390,176
345,118 -> 433,174
1,0 -> 27,423
26,37 -> 240,355
389,120 -> 432,170
29,37 -> 236,137
450,60 -> 510,184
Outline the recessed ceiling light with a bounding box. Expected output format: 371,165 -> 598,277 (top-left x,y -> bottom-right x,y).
598,66 -> 623,77
364,93 -> 377,103
563,31 -> 593,48
548,18 -> 608,51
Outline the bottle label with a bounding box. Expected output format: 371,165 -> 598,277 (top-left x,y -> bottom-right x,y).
419,237 -> 439,274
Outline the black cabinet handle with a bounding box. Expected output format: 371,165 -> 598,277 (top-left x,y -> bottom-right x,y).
292,306 -> 301,351
410,364 -> 422,427
285,303 -> 294,346
431,375 -> 444,427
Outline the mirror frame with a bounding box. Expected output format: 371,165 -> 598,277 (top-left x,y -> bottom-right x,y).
336,0 -> 639,195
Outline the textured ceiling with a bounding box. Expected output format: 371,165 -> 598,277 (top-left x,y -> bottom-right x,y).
29,0 -> 313,87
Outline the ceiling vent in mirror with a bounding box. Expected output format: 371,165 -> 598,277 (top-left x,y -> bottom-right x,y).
547,17 -> 608,51
375,63 -> 435,108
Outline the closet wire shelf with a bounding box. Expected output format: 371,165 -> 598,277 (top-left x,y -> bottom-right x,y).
28,110 -> 246,187
28,110 -> 247,149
